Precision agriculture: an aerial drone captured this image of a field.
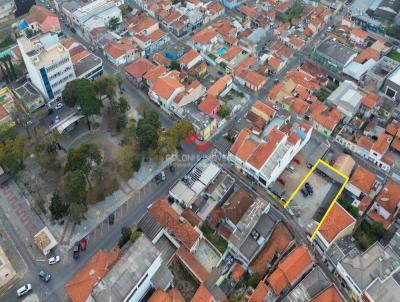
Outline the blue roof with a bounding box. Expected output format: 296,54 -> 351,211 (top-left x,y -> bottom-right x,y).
19,20 -> 28,30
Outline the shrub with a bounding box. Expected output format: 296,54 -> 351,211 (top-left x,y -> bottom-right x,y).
130,230 -> 142,242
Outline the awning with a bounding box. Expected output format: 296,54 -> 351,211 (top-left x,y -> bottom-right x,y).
56,114 -> 84,133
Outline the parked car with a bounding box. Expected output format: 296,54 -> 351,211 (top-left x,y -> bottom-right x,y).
17,284 -> 32,297
277,178 -> 285,185
55,102 -> 63,110
73,242 -> 80,259
217,71 -> 224,76
70,27 -> 76,34
38,270 -> 51,282
305,182 -> 313,196
300,188 -> 308,197
286,165 -> 295,173
169,165 -> 175,173
161,171 -> 166,181
48,256 -> 60,265
343,148 -> 352,155
54,115 -> 60,124
108,213 -> 115,225
273,78 -> 279,84
80,238 -> 87,251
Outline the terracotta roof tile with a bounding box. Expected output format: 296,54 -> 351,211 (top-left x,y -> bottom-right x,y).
310,102 -> 342,131
268,56 -> 282,70
231,263 -> 245,281
151,76 -> 184,100
361,92 -> 380,109
125,57 -> 156,79
249,281 -> 269,302
267,246 -> 313,295
351,28 -> 368,40
222,188 -> 254,224
371,133 -> 392,155
104,39 -> 137,59
198,95 -> 220,115
221,45 -> 241,62
235,68 -> 267,88
357,136 -> 373,150
207,75 -> 232,96
350,166 -> 376,193
143,65 -> 167,83
354,47 -> 380,64
250,222 -> 294,276
252,100 -> 275,119
192,28 -> 218,45
230,128 -> 251,154
182,208 -> 202,227
310,285 -> 345,302
65,249 -> 120,302
318,203 -> 355,243
179,49 -> 201,66
149,199 -> 199,249
176,247 -> 209,282
191,284 -> 213,302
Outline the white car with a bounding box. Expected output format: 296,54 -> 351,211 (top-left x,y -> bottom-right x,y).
17,284 -> 32,297
54,115 -> 60,124
55,103 -> 63,110
48,256 -> 60,265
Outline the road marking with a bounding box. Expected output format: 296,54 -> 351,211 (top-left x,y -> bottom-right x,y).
279,159 -> 349,242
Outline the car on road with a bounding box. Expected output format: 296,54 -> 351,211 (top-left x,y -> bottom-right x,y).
70,27 -> 76,33
300,188 -> 308,197
55,103 -> 63,110
273,78 -> 279,84
305,182 -> 313,196
217,71 -> 224,76
48,256 -> 60,265
73,241 -> 80,259
169,165 -> 175,173
38,270 -> 51,282
161,171 -> 166,181
54,115 -> 60,124
17,284 -> 32,297
80,238 -> 87,251
108,213 -> 115,225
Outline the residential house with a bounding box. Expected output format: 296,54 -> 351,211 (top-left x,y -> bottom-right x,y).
309,101 -> 342,138
267,55 -> 284,72
198,94 -> 220,116
179,49 -> 203,70
367,180 -> 400,230
191,28 -> 222,52
125,57 -> 156,87
90,235 -> 173,302
346,165 -> 377,201
250,101 -> 275,123
220,0 -> 240,9
171,80 -> 206,111
207,75 -> 232,97
228,121 -> 312,189
267,246 -> 314,297
22,5 -> 61,35
313,203 -> 356,256
309,286 -> 346,302
149,72 -> 185,111
382,65 -> 400,102
234,68 -> 267,92
349,28 -> 369,46
11,78 -> 46,114
336,242 -> 400,301
206,1 -> 225,21
104,39 -> 139,66
311,39 -> 357,75
132,28 -> 169,56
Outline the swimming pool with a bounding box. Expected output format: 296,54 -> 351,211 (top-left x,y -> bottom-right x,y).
216,47 -> 227,56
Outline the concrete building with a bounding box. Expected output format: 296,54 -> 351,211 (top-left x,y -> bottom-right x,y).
311,39 -> 357,75
383,65 -> 400,102
0,246 -> 16,290
336,243 -> 400,301
0,0 -> 15,19
17,33 -> 76,105
90,235 -> 173,302
11,78 -> 46,113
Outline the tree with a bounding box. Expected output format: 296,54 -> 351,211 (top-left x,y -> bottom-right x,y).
113,143 -> 141,179
218,105 -> 230,118
0,136 -> 26,174
25,28 -> 34,38
130,230 -> 142,242
94,75 -> 118,101
108,17 -> 120,31
116,115 -> 128,131
49,193 -> 69,220
136,111 -> 161,151
149,134 -> 176,163
166,119 -> 193,147
117,96 -> 130,113
170,60 -> 181,71
118,226 -> 132,247
62,79 -> 100,129
0,120 -> 16,144
69,203 -> 87,224
63,170 -> 87,204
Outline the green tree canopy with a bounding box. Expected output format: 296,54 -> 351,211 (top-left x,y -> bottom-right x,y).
49,192 -> 69,220
64,144 -> 102,176
166,119 -> 193,147
136,111 -> 161,151
63,170 -> 87,204
0,136 -> 26,174
62,79 -> 100,116
108,16 -> 120,31
94,75 -> 118,101
117,96 -> 130,113
69,203 -> 87,224
113,142 -> 141,179
0,120 -> 16,144
218,105 -> 230,118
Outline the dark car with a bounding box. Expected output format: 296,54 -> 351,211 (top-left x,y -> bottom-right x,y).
108,213 -> 115,225
73,242 -> 80,259
70,27 -> 76,34
343,148 -> 352,155
300,188 -> 308,198
38,270 -> 51,282
217,71 -> 224,76
305,182 -> 313,196
169,165 -> 175,173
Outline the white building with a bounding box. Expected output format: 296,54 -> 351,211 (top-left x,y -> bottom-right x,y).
228,120 -> 313,189
0,0 -> 15,19
90,235 -> 173,302
71,0 -> 121,35
17,33 -> 76,105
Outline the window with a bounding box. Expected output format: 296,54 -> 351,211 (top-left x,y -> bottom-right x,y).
386,87 -> 397,99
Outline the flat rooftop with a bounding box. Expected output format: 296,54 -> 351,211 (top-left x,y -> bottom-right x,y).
73,53 -> 103,78
316,39 -> 357,65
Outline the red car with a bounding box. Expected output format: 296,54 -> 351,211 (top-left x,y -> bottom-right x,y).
277,178 -> 285,185
80,238 -> 87,251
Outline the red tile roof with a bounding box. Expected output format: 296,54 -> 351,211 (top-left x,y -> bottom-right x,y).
249,281 -> 269,302
371,133 -> 392,155
148,288 -> 185,302
65,249 -> 120,302
250,222 -> 294,276
179,49 -> 201,66
267,246 -> 313,295
143,65 -> 167,83
310,285 -> 345,302
231,263 -> 245,282
151,76 -> 184,100
149,199 -> 199,249
182,208 -> 202,227
125,57 -> 156,79
198,95 -> 220,115
354,47 -> 380,64
350,166 -> 376,194
191,284 -> 212,302
235,68 -> 267,89
176,247 -> 209,283
252,101 -> 275,119
222,188 -> 254,224
361,92 -> 380,109
318,203 -> 355,244
192,28 -> 218,45
207,75 -> 232,96
104,39 -> 137,59
310,102 -> 342,131
357,136 -> 374,150
351,28 -> 368,40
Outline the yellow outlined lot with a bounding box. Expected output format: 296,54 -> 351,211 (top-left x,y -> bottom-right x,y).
279,159 -> 349,242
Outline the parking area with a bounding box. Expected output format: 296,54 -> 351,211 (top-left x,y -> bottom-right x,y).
276,153 -> 339,232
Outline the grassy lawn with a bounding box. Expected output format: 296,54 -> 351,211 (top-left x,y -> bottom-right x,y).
315,88 -> 330,102
201,221 -> 228,253
354,221 -> 384,250
338,199 -> 359,218
387,50 -> 400,62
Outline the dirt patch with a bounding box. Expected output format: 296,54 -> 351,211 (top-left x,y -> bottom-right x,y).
169,257 -> 199,301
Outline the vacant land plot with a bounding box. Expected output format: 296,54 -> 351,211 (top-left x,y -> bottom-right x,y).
169,258 -> 199,301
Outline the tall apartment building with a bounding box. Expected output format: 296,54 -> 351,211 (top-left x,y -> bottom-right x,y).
17,33 -> 76,105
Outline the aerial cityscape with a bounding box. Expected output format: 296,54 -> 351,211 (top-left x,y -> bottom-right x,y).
0,0 -> 399,301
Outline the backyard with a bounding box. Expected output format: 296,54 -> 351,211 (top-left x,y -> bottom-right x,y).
353,221 -> 384,250
201,221 -> 228,253
387,50 -> 400,62
169,258 -> 199,301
